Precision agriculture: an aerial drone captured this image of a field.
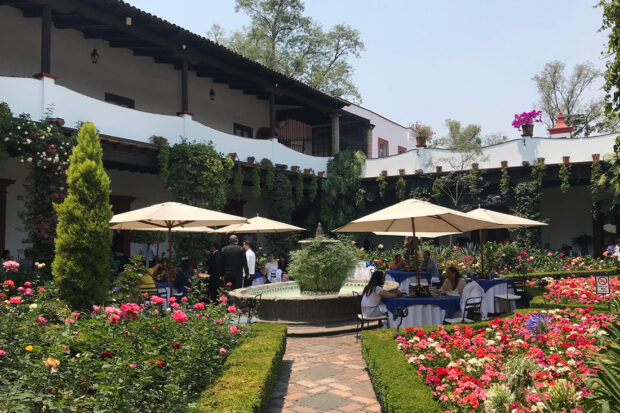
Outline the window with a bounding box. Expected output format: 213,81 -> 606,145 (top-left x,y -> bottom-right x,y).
233,123 -> 253,138
378,138 -> 389,158
398,145 -> 407,154
105,93 -> 135,109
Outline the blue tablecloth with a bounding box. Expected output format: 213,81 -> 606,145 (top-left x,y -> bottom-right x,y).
386,269 -> 431,284
383,296 -> 461,320
252,271 -> 265,280
473,278 -> 513,293
155,282 -> 169,289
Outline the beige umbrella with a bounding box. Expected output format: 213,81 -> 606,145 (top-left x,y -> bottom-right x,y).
214,215 -> 305,252
465,208 -> 547,276
110,202 -> 247,290
334,199 -> 496,286
373,231 -> 461,238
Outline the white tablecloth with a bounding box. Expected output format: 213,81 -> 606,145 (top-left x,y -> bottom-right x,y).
386,304 -> 446,328
481,283 -> 516,315
351,262 -> 373,281
385,274 -> 439,293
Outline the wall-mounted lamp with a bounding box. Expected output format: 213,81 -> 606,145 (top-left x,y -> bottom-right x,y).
90,41 -> 99,64
209,87 -> 215,101
125,16 -> 132,25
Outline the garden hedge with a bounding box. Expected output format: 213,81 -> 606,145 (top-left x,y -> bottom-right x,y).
529,295 -> 614,312
504,268 -> 619,280
195,323 -> 287,413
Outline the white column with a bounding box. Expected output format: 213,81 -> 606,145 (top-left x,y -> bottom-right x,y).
330,113 -> 340,155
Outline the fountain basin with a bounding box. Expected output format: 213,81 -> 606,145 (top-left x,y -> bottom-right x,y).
229,281 -> 366,324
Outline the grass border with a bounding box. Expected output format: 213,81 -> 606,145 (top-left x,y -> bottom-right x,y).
504,268 -> 619,280
195,323 -> 287,413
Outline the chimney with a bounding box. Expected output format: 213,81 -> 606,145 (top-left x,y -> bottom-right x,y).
548,112 -> 573,139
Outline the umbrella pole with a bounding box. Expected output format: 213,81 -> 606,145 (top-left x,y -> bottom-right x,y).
256,231 -> 260,257
168,227 -> 173,293
479,229 -> 484,277
411,218 -> 421,288
156,232 -> 160,264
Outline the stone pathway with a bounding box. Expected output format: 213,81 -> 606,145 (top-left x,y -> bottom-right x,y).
269,333 -> 381,413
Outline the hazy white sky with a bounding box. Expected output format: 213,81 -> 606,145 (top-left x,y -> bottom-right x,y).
125,0 -> 609,139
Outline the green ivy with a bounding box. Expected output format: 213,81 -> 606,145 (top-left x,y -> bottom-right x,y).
531,160 -> 546,187
152,136 -> 170,183
231,163 -> 244,200
260,158 -> 275,190
396,176 -> 407,201
377,173 -> 387,198
295,170 -> 304,205
431,176 -> 443,201
251,164 -> 261,199
559,162 -> 571,193
308,173 -> 318,202
500,165 -> 510,195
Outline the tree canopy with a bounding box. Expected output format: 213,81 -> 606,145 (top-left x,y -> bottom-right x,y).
207,0 -> 364,101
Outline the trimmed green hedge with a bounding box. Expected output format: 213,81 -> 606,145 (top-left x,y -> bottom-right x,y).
529,295 -> 614,312
504,268 -> 619,280
195,323 -> 287,413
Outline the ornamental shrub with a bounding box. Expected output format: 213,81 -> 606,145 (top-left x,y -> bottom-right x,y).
52,122 -> 113,310
288,236 -> 357,293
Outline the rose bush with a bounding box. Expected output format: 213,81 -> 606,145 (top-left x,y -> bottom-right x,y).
396,309 -> 617,412
541,275 -> 619,305
0,278 -> 243,412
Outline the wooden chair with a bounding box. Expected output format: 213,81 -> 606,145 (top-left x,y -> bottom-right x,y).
353,291 -> 388,340
445,297 -> 482,324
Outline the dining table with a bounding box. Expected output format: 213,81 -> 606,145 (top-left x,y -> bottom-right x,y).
382,295 -> 461,328
386,269 -> 432,293
468,277 -> 515,315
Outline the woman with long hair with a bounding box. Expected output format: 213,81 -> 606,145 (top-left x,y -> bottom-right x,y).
439,266 -> 466,296
361,270 -> 404,317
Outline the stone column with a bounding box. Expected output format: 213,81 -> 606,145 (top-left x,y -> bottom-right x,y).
366,125 -> 374,158
330,113 -> 340,155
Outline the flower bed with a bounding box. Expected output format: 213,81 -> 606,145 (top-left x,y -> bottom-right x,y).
395,309 -> 616,412
539,275 -> 618,305
0,279 -> 244,411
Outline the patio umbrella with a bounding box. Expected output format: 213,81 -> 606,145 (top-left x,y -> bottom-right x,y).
110,202 -> 247,291
334,199 -> 495,287
373,231 -> 461,238
214,215 -> 305,253
465,208 -> 547,276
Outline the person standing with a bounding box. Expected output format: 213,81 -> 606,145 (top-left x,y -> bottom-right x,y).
221,235 -> 249,289
243,240 -> 256,287
207,243 -> 223,301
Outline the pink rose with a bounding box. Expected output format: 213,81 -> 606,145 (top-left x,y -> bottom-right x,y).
71,312 -> 80,318
229,326 -> 238,334
171,310 -> 188,323
219,296 -> 227,303
193,302 -> 205,310
170,303 -> 180,309
181,297 -> 187,302
23,282 -> 31,287
9,296 -> 21,304
107,314 -> 121,324
64,318 -> 75,324
23,288 -> 33,297
92,305 -> 101,313
37,316 -> 47,324
168,297 -> 177,303
219,348 -> 227,355
226,282 -> 232,287
227,305 -> 237,313
150,296 -> 166,304
129,364 -> 137,368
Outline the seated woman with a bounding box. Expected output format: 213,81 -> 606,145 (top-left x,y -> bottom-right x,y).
253,267 -> 268,286
439,266 -> 467,296
390,253 -> 407,271
137,268 -> 157,291
361,270 -> 404,317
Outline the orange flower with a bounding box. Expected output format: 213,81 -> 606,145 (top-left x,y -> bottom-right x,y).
25,345 -> 33,352
44,357 -> 60,373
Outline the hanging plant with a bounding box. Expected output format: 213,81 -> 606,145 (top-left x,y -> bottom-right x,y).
559,162 -> 571,193
431,176 -> 443,201
396,177 -> 407,201
465,167 -> 482,203
251,164 -> 261,199
531,160 -> 546,187
376,173 -> 387,198
295,170 -> 304,205
308,173 -> 318,202
261,158 -> 275,190
500,165 -> 510,195
231,162 -> 243,200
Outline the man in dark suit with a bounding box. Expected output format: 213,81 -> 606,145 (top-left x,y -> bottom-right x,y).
221,235 -> 249,289
207,243 -> 223,301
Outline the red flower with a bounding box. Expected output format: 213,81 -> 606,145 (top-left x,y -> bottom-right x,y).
172,342 -> 181,349
99,352 -> 114,359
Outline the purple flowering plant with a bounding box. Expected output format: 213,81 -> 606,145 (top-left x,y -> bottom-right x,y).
511,110 -> 542,130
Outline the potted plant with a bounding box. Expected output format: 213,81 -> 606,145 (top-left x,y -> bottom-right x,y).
410,122 -> 434,147
511,110 -> 542,137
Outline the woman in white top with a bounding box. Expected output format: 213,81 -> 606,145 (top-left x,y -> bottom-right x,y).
361,270 -> 404,317
439,266 -> 467,296
264,254 -> 281,283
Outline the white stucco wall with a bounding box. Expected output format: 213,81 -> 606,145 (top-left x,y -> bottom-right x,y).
344,104 -> 414,158
363,134 -> 617,178
0,5 -> 269,135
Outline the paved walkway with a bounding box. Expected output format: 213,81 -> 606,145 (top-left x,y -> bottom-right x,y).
269,333 -> 381,413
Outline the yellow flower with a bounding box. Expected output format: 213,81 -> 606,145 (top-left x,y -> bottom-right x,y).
44,357 -> 60,373
25,345 -> 33,352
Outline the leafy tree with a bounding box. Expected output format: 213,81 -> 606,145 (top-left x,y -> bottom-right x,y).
52,122 -> 113,309
533,60 -> 610,136
429,119 -> 488,209
307,172 -> 318,201
320,150 -> 369,231
207,0 -> 364,101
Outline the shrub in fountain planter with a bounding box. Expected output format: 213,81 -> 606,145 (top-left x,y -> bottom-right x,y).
288,236 -> 358,294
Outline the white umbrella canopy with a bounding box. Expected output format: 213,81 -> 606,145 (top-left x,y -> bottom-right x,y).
109,202 -> 247,290
374,231 -> 461,238
215,215 -> 305,252
335,199 -> 496,286
465,208 -> 547,276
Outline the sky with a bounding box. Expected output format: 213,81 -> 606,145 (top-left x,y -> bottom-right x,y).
124,0 -> 609,140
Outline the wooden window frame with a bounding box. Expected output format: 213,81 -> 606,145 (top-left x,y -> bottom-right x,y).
233,123 -> 253,138
105,92 -> 135,109
378,138 -> 389,158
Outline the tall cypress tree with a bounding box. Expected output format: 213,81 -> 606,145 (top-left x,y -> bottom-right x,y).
52,122 -> 113,309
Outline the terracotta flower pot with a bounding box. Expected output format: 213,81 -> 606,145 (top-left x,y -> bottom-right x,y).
436,166 -> 442,173
291,165 -> 299,172
228,152 -> 237,161
399,169 -> 406,176
381,170 -> 388,176
562,156 -> 570,164
304,168 -> 312,175
501,160 -> 508,168
318,171 -> 325,177
472,163 -> 479,170
521,124 -> 534,137
537,157 -> 545,164
247,156 -> 255,164
592,153 -> 600,162
415,136 -> 428,148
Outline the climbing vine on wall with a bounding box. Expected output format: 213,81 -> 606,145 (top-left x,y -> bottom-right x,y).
499,165 -> 510,196
0,103 -> 74,270
512,181 -> 543,248
260,158 -> 275,191
151,136 -> 170,183
395,177 -> 407,201
295,170 -> 304,205
531,160 -> 546,187
559,162 -> 571,193
231,162 -> 244,200
308,173 -> 318,202
251,164 -> 261,199
376,173 -> 387,198
431,176 -> 443,201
